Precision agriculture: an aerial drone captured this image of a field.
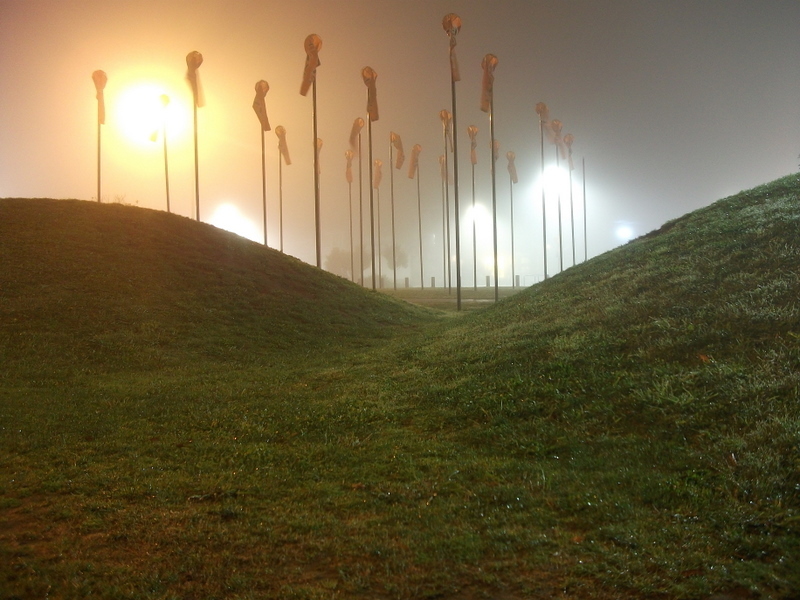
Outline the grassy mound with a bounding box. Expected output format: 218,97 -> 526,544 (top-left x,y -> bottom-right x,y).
0,198 -> 435,380
1,177 -> 798,599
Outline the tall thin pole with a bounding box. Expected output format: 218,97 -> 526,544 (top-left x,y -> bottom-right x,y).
275,126 -> 290,253
444,14 -> 463,309
583,157 -> 588,262
97,119 -> 102,203
279,153 -> 284,252
441,113 -> 452,295
193,101 -> 199,220
509,164 -> 515,288
417,161 -> 424,289
161,95 -> 171,213
389,139 -> 397,289
569,164 -> 575,266
312,79 -> 321,268
536,103 -> 548,280
481,54 -> 499,302
261,128 -> 267,245
92,70 -> 106,204
490,103 -> 498,302
349,179 -> 355,281
368,117 -> 376,290
451,79 -> 462,309
358,132 -> 364,286
468,126 -> 478,291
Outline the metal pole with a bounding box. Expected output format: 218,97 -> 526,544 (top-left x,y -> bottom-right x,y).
390,139 -> 397,289
349,180 -> 355,281
510,169 -> 515,288
261,128 -> 268,246
312,79 -> 321,268
358,133 -> 364,286
490,100 -> 499,302
417,165 -> 424,289
583,157 -> 587,262
193,101 -> 199,220
557,150 -> 563,273
471,150 -> 477,291
569,164 -> 575,266
540,115 -> 547,279
279,153 -> 284,252
162,99 -> 170,213
451,78 -> 462,310
97,119 -> 101,203
368,118 -> 376,290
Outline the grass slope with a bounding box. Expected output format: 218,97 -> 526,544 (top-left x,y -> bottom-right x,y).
1,178 -> 798,600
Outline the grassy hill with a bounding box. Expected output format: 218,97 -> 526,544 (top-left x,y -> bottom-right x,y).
1,177 -> 798,599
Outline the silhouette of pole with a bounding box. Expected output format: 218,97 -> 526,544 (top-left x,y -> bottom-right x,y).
440,110 -> 453,295
507,151 -> 518,287
480,54 -> 499,301
536,102 -> 549,279
253,80 -> 271,245
92,70 -> 107,203
373,158 -> 383,287
275,126 -> 291,252
186,51 -> 203,221
468,125 -> 478,290
349,118 -> 365,285
583,157 -> 588,262
345,150 -> 355,281
390,132 -> 405,289
551,119 -> 564,273
160,95 -> 171,212
408,144 -> 423,288
439,152 -> 447,289
363,66 -> 379,290
300,34 -> 323,267
443,13 -> 463,309
564,133 -> 576,266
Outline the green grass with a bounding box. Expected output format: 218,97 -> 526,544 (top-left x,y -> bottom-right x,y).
1,177 -> 798,599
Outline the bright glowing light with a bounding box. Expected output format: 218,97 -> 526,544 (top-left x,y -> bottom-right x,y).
615,224 -> 635,242
542,165 -> 571,198
209,203 -> 262,243
115,83 -> 188,146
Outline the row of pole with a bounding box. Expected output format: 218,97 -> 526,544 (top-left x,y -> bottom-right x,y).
91,14 -> 588,304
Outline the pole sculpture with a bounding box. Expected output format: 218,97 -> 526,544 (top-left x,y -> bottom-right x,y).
373,158 -> 383,287
253,80 -> 271,246
390,132 -> 405,289
350,117 -> 365,285
443,13 -> 463,309
345,149 -> 355,281
300,34 -> 322,267
507,150 -> 518,287
550,118 -> 565,273
186,51 -> 204,221
438,153 -> 448,288
480,53 -> 499,301
408,143 -> 423,288
583,157 -> 588,262
467,125 -> 479,290
275,126 -> 291,252
362,66 -> 379,290
564,132 -> 576,267
439,109 -> 453,293
91,70 -> 107,203
159,95 -> 171,212
535,102 -> 550,279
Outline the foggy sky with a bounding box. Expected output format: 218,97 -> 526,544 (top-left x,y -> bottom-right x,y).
1,0 -> 799,285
